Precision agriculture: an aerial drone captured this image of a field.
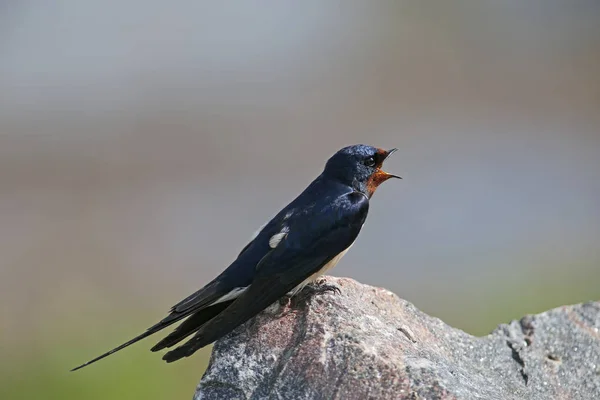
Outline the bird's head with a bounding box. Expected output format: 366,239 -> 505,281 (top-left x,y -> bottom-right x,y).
323,144 -> 401,197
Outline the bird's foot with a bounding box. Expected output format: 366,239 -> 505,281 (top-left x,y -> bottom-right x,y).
302,280 -> 342,297
289,280 -> 341,309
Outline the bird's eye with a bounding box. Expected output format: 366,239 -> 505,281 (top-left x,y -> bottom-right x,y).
364,156 -> 376,167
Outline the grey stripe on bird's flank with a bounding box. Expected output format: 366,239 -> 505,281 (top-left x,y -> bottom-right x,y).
211,287 -> 248,305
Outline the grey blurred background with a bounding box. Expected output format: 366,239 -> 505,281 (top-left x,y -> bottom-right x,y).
1,1 -> 599,399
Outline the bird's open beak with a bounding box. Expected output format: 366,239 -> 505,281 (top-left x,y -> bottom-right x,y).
380,148 -> 402,180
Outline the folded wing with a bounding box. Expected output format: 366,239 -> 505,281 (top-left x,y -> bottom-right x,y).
162,191 -> 369,362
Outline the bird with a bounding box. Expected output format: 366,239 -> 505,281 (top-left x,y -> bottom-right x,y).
71,144 -> 400,371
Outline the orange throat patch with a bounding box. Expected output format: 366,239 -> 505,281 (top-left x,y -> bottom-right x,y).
366,169 -> 393,197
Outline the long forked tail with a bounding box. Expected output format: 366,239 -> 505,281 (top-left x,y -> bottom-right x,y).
70,312 -> 188,371
70,280 -> 234,371
150,300 -> 232,352
70,299 -> 236,371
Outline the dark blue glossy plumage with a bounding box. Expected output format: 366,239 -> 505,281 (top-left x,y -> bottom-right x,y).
71,144 -> 399,370
199,177 -> 367,295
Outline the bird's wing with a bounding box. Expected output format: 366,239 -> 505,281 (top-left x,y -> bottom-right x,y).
71,212 -> 286,371
168,277 -> 234,313
150,299 -> 234,351
168,218 -> 283,314
162,191 -> 369,362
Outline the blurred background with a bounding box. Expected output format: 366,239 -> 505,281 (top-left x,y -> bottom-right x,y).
1,1 -> 599,399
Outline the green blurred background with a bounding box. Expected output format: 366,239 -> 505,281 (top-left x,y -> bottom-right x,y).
1,1 -> 599,399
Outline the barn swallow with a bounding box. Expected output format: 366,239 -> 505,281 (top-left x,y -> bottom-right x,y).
71,144 -> 400,371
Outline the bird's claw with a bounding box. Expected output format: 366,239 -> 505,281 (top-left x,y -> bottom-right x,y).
320,284 -> 342,296
286,281 -> 342,308
303,281 -> 342,297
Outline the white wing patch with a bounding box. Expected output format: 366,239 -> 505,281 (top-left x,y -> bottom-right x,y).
269,227 -> 289,248
211,287 -> 248,305
248,209 -> 294,248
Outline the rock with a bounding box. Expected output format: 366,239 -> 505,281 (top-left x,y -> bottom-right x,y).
194,276 -> 600,400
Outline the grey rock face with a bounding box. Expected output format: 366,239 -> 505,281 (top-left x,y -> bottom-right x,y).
194,277 -> 600,400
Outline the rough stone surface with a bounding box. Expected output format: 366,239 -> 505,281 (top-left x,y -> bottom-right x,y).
194,276 -> 600,400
